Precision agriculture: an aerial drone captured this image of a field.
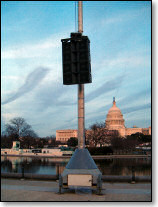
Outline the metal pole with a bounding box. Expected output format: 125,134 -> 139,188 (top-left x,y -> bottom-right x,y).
78,1 -> 85,149
78,1 -> 83,33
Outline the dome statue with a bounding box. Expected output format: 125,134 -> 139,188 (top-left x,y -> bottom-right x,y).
105,97 -> 125,131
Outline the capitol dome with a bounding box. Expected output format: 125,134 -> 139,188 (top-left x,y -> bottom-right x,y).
105,97 -> 125,130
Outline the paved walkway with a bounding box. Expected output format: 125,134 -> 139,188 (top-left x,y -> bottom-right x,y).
1,179 -> 151,201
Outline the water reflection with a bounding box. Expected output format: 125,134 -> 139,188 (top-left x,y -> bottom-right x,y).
95,158 -> 151,176
1,156 -> 151,176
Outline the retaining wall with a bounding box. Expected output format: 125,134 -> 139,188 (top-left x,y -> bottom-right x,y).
1,173 -> 151,182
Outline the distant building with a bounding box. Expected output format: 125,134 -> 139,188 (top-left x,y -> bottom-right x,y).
41,148 -> 62,156
105,97 -> 151,137
56,129 -> 78,143
56,98 -> 151,141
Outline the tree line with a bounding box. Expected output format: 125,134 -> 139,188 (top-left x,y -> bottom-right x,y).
1,117 -> 57,149
1,117 -> 151,154
86,122 -> 151,154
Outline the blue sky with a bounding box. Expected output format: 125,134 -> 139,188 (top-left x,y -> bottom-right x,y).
1,1 -> 151,137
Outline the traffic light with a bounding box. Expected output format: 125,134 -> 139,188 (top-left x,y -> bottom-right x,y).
61,33 -> 92,85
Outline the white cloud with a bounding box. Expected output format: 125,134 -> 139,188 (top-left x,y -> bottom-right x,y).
100,6 -> 150,27
94,55 -> 150,70
2,67 -> 50,105
1,35 -> 62,59
101,17 -> 123,25
2,75 -> 21,81
2,112 -> 19,123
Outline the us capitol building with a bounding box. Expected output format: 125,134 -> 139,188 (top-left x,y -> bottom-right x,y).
56,98 -> 151,143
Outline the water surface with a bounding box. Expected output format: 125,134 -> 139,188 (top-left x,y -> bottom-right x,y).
1,156 -> 151,176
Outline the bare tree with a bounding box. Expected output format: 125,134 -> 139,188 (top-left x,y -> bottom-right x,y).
4,117 -> 38,138
86,122 -> 113,147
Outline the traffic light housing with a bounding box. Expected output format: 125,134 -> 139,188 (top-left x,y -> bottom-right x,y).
61,33 -> 92,85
